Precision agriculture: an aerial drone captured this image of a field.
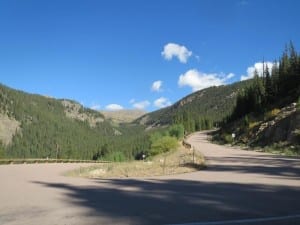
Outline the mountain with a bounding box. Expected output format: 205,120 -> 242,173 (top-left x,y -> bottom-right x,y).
101,110 -> 146,124
0,83 -> 149,160
135,80 -> 251,131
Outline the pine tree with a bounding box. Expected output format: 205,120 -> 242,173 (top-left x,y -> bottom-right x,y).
264,65 -> 273,103
278,45 -> 290,95
271,61 -> 280,98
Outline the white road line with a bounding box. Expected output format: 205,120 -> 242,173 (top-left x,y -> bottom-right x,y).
168,214 -> 300,225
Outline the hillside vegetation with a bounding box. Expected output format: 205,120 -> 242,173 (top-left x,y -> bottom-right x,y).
136,80 -> 251,132
0,84 -> 150,160
214,42 -> 300,155
0,84 -> 185,161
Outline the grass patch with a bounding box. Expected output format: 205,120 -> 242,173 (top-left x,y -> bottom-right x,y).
263,143 -> 300,156
66,146 -> 205,178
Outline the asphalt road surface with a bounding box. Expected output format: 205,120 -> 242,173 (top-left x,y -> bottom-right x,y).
0,131 -> 299,225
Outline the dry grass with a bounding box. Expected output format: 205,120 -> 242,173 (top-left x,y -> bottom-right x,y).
67,146 -> 205,178
100,109 -> 146,123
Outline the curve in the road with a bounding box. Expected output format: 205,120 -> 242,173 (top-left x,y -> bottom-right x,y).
0,131 -> 299,225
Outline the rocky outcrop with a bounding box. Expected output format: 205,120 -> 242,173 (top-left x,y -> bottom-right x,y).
61,100 -> 104,127
0,113 -> 20,145
255,103 -> 299,145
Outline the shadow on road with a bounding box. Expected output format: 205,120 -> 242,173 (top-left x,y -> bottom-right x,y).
33,179 -> 300,225
205,155 -> 300,179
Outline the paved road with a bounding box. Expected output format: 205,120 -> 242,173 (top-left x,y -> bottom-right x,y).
0,131 -> 300,225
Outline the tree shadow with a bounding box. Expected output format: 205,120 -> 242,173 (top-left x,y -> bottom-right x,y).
33,178 -> 300,225
205,155 -> 300,179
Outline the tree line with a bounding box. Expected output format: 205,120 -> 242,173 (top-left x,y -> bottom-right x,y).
229,42 -> 300,121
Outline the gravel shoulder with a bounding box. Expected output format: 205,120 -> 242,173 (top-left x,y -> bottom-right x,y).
0,131 -> 299,225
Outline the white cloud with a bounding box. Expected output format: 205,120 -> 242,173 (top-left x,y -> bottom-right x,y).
178,69 -> 233,92
151,80 -> 163,92
90,104 -> 101,110
105,104 -> 124,111
132,100 -> 150,110
240,62 -> 275,81
161,43 -> 192,63
129,99 -> 135,104
226,73 -> 235,79
154,97 -> 171,108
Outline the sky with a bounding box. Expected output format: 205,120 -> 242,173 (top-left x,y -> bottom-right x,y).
0,0 -> 300,112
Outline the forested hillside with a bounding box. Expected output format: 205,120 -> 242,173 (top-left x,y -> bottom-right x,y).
136,80 -> 251,132
214,42 -> 300,154
0,84 -> 150,160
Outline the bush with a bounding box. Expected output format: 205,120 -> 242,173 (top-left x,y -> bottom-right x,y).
224,133 -> 233,144
249,121 -> 259,129
105,151 -> 126,162
265,108 -> 280,120
168,124 -> 184,140
150,136 -> 179,156
150,132 -> 163,143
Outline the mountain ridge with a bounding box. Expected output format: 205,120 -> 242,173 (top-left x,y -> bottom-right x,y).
0,83 -> 149,160
100,109 -> 146,123
135,80 -> 251,131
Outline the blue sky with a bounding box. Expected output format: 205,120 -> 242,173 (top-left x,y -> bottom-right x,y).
0,0 -> 299,111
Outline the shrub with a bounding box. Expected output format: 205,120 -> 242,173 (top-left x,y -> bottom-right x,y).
105,151 -> 126,162
249,121 -> 259,129
224,133 -> 233,144
150,136 -> 179,156
168,124 -> 184,140
265,108 -> 280,120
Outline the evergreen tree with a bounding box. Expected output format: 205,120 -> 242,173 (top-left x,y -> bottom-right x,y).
264,65 -> 273,103
230,42 -> 300,122
271,61 -> 280,97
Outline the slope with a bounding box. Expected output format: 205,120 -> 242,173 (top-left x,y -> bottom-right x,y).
101,110 -> 146,124
213,42 -> 300,155
0,83 -> 149,160
136,80 -> 251,131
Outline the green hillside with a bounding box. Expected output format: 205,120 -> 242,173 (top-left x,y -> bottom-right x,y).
0,84 -> 149,160
135,80 -> 251,132
213,42 -> 300,155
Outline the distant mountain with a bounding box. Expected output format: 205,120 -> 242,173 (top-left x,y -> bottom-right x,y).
135,80 -> 251,131
101,109 -> 146,123
0,83 -> 149,160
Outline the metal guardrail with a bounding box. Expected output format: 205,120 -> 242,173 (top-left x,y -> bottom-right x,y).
0,158 -> 111,165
